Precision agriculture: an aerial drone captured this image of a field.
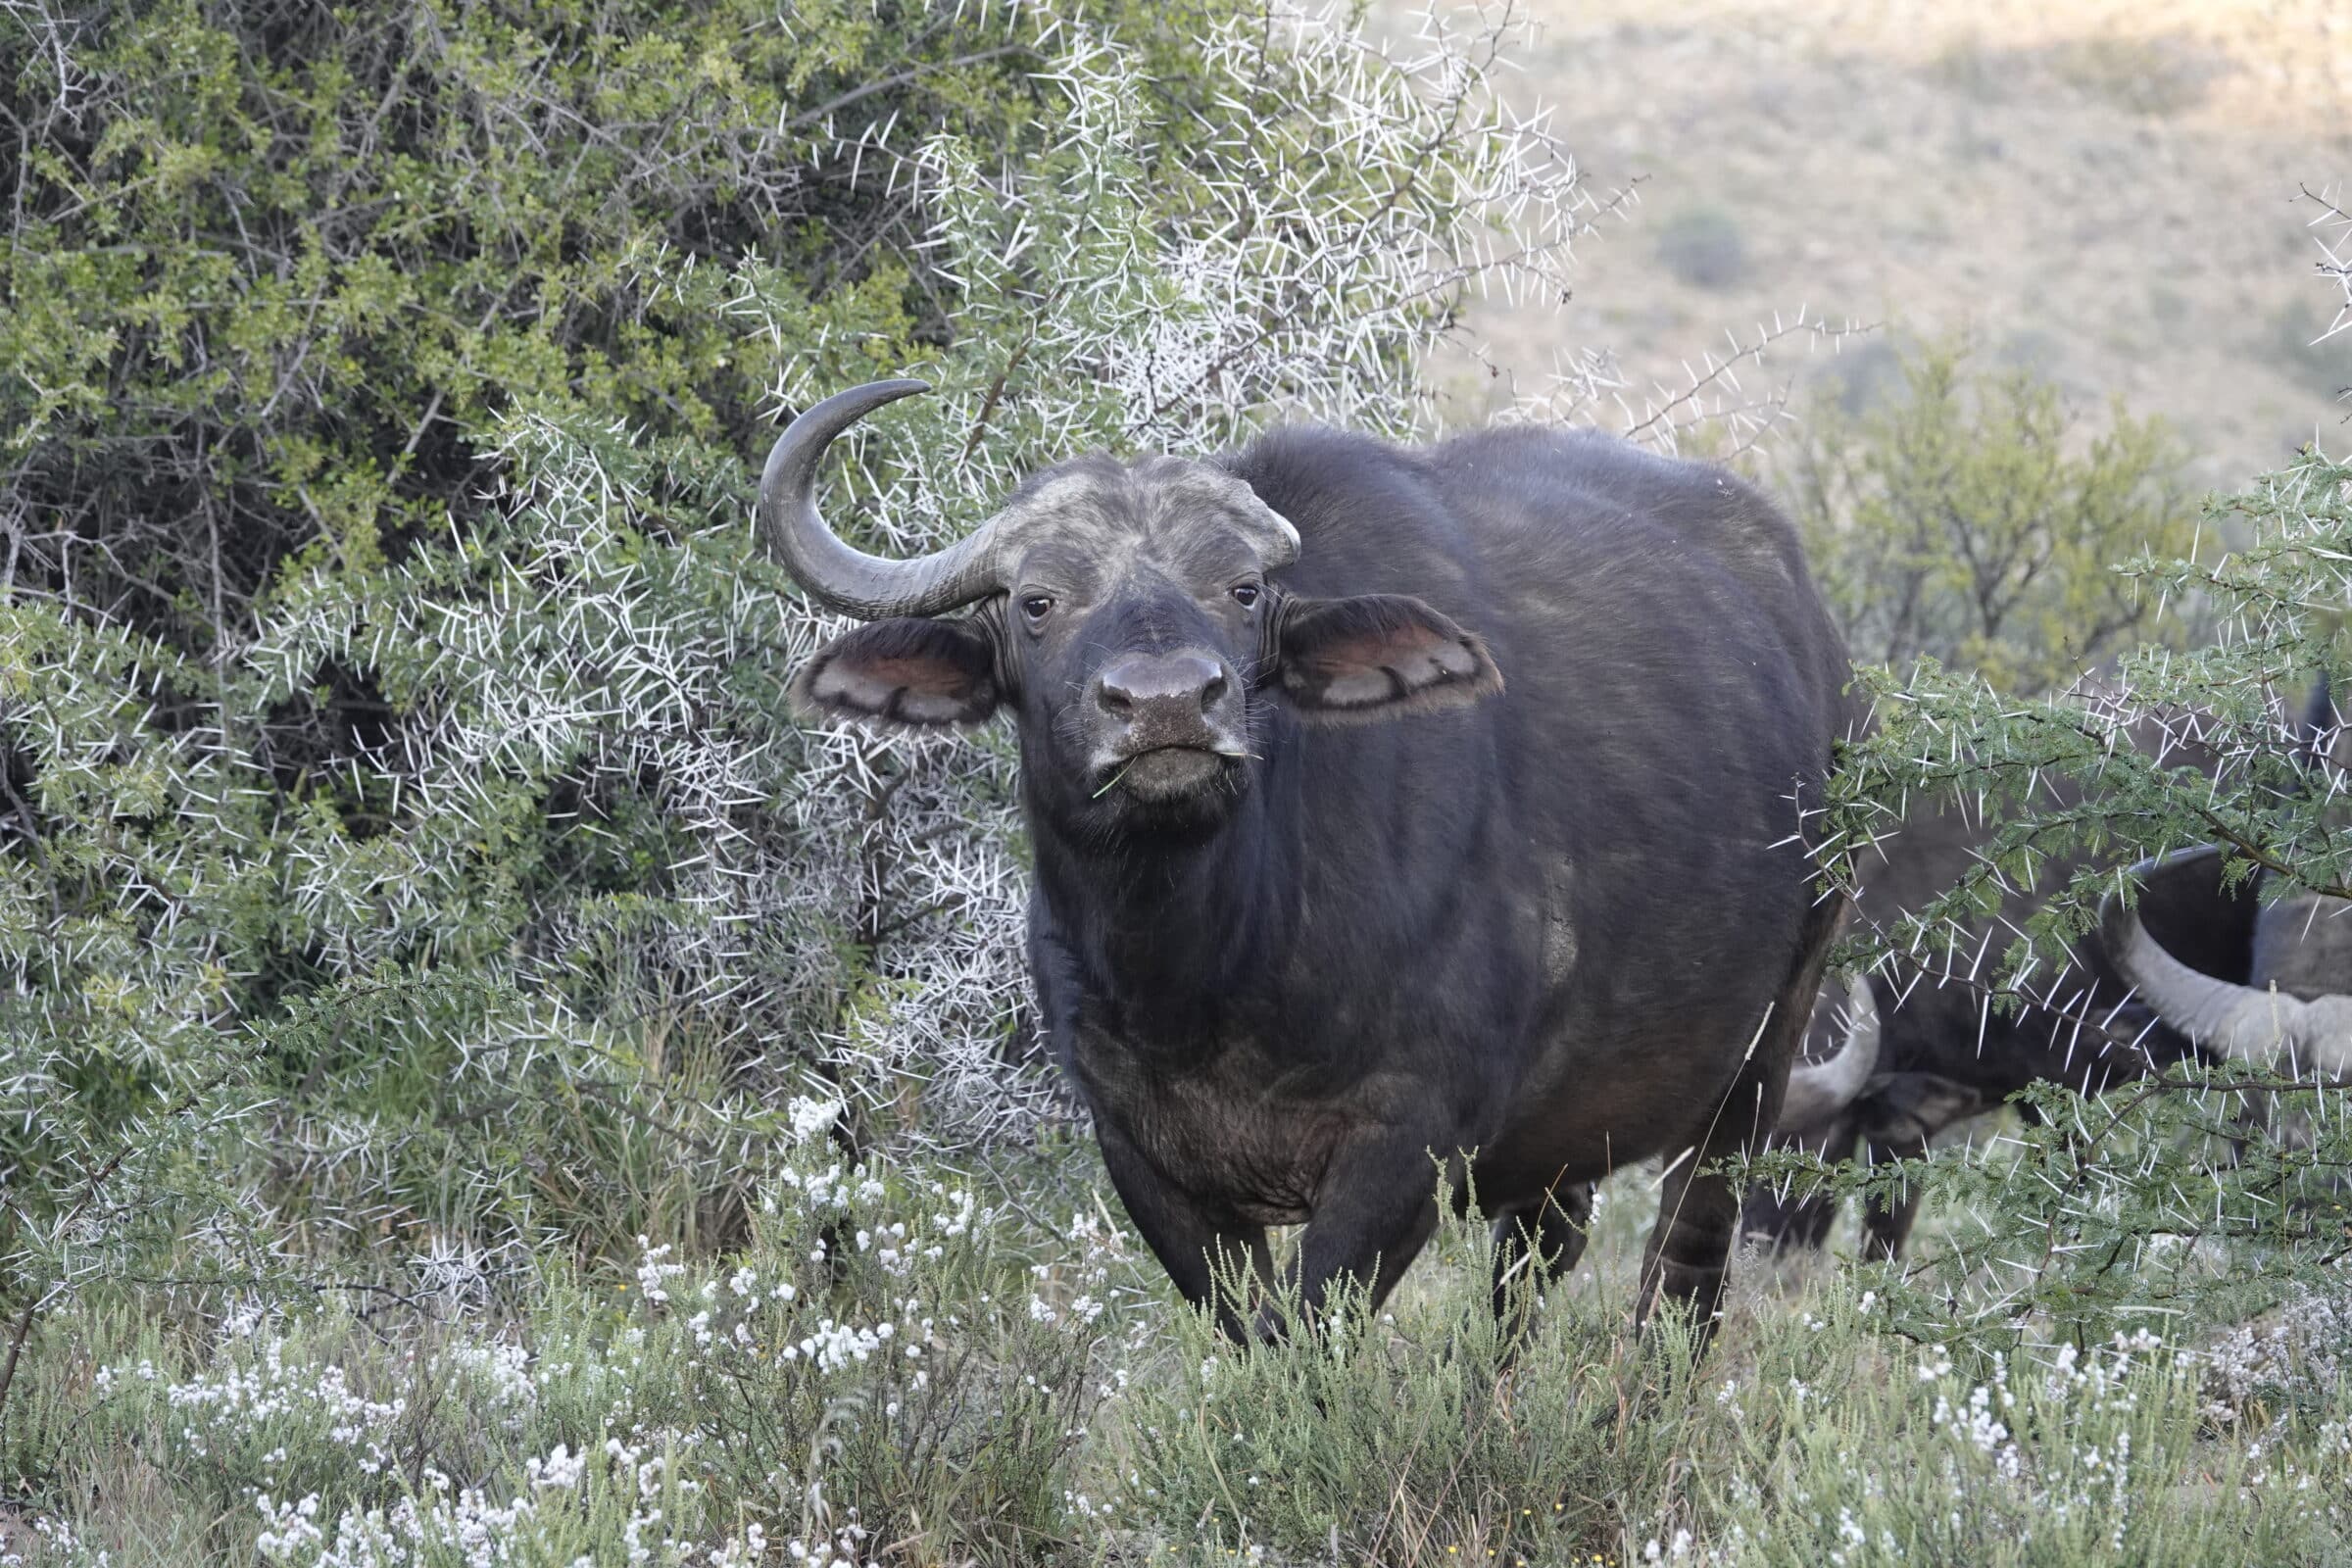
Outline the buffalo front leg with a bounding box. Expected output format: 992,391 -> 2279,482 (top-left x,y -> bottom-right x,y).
1639,1137 -> 1743,1343
1097,1129 -> 1272,1340
1270,1129 -> 1457,1338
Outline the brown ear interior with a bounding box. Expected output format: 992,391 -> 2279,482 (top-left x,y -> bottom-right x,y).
790,617 -> 1001,727
1276,594 -> 1502,723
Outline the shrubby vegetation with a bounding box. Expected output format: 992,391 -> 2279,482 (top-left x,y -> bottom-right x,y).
0,0 -> 1592,1271
1772,337 -> 2200,693
5,0 -> 2351,1562
1747,437 -> 2352,1354
1749,321 -> 2350,1368
15,1102 -> 1140,1564
1652,205 -> 1750,293
15,1158 -> 2348,1564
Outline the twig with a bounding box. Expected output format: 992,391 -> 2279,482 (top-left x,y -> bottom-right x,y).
782,45 -> 1038,133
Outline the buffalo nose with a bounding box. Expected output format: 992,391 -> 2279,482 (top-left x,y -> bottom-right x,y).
1096,650 -> 1229,720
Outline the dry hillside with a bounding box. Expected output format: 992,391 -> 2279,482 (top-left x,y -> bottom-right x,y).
1408,0 -> 2352,487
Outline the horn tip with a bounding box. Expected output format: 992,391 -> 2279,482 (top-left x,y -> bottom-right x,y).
760,376 -> 936,491
858,375 -> 932,403
846,376 -> 932,407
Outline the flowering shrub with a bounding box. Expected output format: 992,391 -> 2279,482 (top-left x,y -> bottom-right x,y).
17,1134 -> 2352,1565
33,1105 -> 1136,1565
247,1435 -> 775,1568
1655,1284 -> 2352,1568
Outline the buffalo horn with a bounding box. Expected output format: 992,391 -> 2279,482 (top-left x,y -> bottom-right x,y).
1779,974 -> 1882,1127
758,378 -> 1004,619
2103,851 -> 2352,1076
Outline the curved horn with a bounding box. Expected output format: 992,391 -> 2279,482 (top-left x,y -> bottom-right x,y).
758,378 -> 1004,619
2102,851 -> 2352,1076
1779,975 -> 1883,1127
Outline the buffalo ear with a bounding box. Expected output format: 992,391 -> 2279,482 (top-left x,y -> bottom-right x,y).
791,616 -> 1002,726
1274,593 -> 1502,723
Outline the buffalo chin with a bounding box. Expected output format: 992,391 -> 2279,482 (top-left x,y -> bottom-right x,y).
1113,747 -> 1228,801
1089,748 -> 1242,837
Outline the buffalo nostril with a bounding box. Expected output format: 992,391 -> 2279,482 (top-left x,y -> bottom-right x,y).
1097,651 -> 1225,724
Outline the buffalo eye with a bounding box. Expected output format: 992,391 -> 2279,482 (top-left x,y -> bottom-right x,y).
1019,593 -> 1054,623
1230,584 -> 1261,609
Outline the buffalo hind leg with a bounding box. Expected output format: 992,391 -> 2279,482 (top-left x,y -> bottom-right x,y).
1641,1058 -> 1790,1341
1639,1132 -> 1744,1345
1492,1179 -> 1592,1330
1642,904 -> 1841,1345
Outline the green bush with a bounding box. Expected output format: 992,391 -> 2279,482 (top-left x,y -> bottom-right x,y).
1674,1284 -> 2346,1567
1773,337 -> 2199,693
0,0 -> 1180,1260
19,1154 -> 2352,1566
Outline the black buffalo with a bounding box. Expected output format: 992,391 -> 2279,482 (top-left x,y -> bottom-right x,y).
767,379 -> 1860,1337
1748,692 -> 2350,1259
1742,797 -> 2200,1259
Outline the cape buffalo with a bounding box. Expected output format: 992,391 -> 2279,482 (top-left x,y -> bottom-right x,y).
1742,798 -> 2202,1259
766,379 -> 1861,1338
1747,689 -> 2344,1259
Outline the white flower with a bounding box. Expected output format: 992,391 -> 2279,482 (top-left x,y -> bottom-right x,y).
634,1239 -> 686,1304
787,1096 -> 842,1143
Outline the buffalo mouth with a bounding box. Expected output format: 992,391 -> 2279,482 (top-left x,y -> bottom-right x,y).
1102,745 -> 1232,801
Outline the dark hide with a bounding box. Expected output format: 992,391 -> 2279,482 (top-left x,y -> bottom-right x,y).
803,422 -> 1855,1341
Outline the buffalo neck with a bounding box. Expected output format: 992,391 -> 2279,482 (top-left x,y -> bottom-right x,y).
1025,758 -> 1300,1045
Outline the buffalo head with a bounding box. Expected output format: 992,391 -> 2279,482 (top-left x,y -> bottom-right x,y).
762,380 -> 1502,833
